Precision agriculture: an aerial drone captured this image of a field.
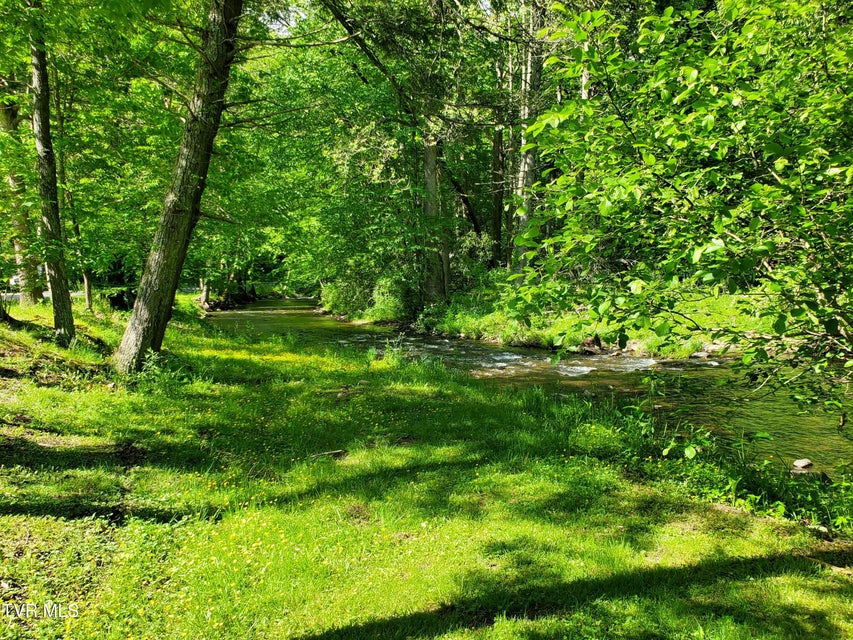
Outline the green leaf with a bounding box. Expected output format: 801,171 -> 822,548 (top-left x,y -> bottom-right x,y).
682,66 -> 699,83
764,140 -> 784,156
753,241 -> 776,255
824,317 -> 839,334
692,246 -> 704,263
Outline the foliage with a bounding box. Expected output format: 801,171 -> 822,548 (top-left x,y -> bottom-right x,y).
319,277 -> 373,317
519,0 -> 853,396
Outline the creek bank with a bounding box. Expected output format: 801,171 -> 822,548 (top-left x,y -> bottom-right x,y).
209,299 -> 853,474
408,294 -> 750,360
319,302 -> 733,360
3,296 -> 852,637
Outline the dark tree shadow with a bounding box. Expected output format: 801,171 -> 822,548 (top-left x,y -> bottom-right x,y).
291,550 -> 853,640
0,433 -> 219,522
0,497 -> 211,525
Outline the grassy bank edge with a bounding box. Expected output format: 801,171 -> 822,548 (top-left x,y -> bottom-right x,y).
0,295 -> 850,639
410,290 -> 772,359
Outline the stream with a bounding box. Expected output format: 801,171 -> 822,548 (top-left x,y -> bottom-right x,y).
208,299 -> 853,474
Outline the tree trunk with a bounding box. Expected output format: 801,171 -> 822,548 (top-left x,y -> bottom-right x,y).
512,0 -> 546,270
67,212 -> 93,312
0,96 -> 44,305
422,135 -> 445,303
113,0 -> 243,373
440,181 -> 451,297
82,272 -> 93,311
490,125 -> 505,267
199,278 -> 210,309
29,3 -> 75,346
0,297 -> 23,327
51,61 -> 94,312
443,165 -> 480,234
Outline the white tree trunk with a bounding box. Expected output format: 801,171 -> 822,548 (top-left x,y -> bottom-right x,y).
512,0 -> 546,269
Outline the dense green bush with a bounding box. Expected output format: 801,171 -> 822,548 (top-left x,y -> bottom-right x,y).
320,278 -> 373,316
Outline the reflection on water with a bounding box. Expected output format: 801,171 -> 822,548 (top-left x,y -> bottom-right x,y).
208,299 -> 853,473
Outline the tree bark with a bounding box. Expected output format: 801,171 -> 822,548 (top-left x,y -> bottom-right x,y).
422,135 -> 446,303
113,0 -> 243,374
29,2 -> 75,346
199,278 -> 210,309
512,0 -> 546,270
439,178 -> 451,298
1,95 -> 44,305
490,125 -> 505,267
443,164 -> 481,234
51,62 -> 94,312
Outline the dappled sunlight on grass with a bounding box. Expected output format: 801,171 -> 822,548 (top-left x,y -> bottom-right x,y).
0,298 -> 850,639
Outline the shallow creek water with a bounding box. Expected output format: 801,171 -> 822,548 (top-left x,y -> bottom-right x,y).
208,299 -> 853,474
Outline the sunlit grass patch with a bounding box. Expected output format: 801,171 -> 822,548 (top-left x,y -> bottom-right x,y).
417,289 -> 774,358
0,295 -> 850,639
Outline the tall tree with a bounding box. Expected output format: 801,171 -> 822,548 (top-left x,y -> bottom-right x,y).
113,0 -> 244,373
422,134 -> 445,301
0,81 -> 44,305
0,2 -> 44,305
49,61 -> 94,311
319,0 -> 496,304
511,0 -> 546,268
28,0 -> 75,346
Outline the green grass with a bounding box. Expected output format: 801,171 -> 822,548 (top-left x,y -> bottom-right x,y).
415,288 -> 772,358
0,297 -> 850,639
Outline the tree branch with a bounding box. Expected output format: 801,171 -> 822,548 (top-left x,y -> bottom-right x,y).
237,33 -> 355,52
318,0 -> 418,127
441,160 -> 482,234
130,59 -> 194,112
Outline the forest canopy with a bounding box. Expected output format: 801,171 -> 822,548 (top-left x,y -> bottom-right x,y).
0,0 -> 851,382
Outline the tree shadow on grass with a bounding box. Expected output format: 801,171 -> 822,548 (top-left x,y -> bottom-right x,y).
292,549 -> 853,640
0,343 -> 836,549
0,424 -> 625,529
0,377 -> 702,531
0,430 -> 214,473
0,433 -> 220,523
0,495 -> 206,525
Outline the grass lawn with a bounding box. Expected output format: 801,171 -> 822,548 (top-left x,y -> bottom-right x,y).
0,298 -> 851,639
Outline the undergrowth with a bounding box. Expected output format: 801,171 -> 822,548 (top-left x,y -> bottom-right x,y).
414,282 -> 772,358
